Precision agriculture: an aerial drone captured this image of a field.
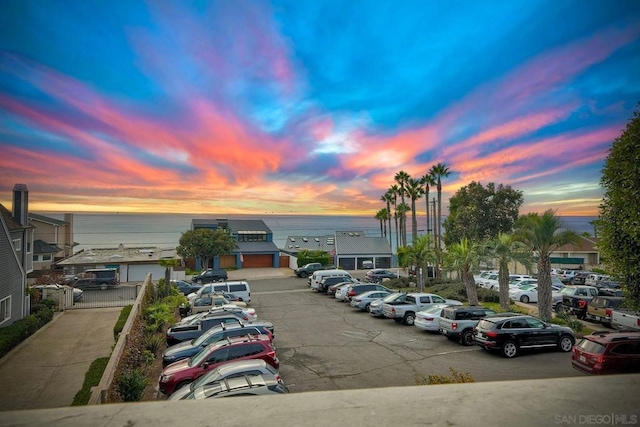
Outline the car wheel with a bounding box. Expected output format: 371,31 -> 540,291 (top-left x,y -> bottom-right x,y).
175,380 -> 192,392
577,312 -> 586,320
99,282 -> 108,291
502,341 -> 518,358
364,303 -> 371,312
520,295 -> 530,303
602,322 -> 612,328
555,303 -> 564,313
403,313 -> 415,326
558,335 -> 574,352
460,329 -> 474,346
299,272 -> 308,278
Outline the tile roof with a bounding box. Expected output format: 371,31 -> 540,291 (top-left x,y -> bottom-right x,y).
34,239 -> 62,254
555,236 -> 599,252
0,203 -> 27,231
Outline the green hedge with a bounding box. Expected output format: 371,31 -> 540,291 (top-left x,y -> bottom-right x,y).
0,307 -> 54,359
71,357 -> 110,406
114,305 -> 133,340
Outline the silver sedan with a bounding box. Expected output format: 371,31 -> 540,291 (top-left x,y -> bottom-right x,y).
350,290 -> 392,311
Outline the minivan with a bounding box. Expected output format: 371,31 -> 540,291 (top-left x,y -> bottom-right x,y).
187,281 -> 251,303
310,269 -> 353,291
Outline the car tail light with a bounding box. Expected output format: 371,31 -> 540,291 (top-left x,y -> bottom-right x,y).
349,290 -> 356,296
267,350 -> 276,360
391,307 -> 396,314
485,331 -> 498,338
578,300 -> 588,309
452,322 -> 458,330
242,316 -> 249,321
605,309 -> 612,317
424,317 -> 434,321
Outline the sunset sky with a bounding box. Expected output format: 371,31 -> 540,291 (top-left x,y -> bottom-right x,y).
1,1 -> 639,216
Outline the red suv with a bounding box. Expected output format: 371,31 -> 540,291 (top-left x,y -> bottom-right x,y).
571,331 -> 640,375
159,335 -> 278,395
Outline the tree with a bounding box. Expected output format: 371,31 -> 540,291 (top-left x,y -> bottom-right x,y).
389,184 -> 401,251
176,228 -> 237,271
396,201 -> 411,246
381,192 -> 394,245
374,209 -> 388,237
394,171 -> 411,246
406,177 -> 425,243
443,238 -> 481,306
429,163 -> 451,253
515,210 -> 581,321
159,258 -> 179,296
599,106 -> 640,311
398,235 -> 435,291
421,173 -> 436,242
486,233 -> 531,310
443,181 -> 523,247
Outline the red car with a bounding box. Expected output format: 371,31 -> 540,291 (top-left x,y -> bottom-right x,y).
571,331 -> 640,375
159,335 -> 278,395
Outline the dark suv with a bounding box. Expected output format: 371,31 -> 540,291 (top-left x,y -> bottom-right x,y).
438,306 -> 497,345
72,268 -> 119,290
318,276 -> 357,293
192,269 -> 228,284
571,331 -> 640,375
570,272 -> 591,285
473,315 -> 575,358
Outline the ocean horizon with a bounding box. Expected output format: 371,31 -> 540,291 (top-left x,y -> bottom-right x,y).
40,212 -> 598,254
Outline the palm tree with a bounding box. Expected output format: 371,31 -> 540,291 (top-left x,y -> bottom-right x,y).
159,258 -> 179,296
444,238 -> 481,306
396,201 -> 411,246
394,171 -> 410,246
398,235 -> 435,291
406,177 -> 425,243
429,163 -> 451,252
374,209 -> 387,237
421,172 -> 436,241
389,184 -> 401,251
381,192 -> 394,246
515,210 -> 581,321
487,233 -> 532,310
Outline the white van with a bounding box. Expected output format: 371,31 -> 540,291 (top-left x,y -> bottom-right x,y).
187,281 -> 251,303
310,269 -> 352,291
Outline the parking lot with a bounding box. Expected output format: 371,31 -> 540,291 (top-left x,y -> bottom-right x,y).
249,276 -> 583,393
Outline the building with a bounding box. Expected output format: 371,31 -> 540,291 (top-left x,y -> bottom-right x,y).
28,213 -> 75,270
284,230 -> 393,270
191,218 -> 281,270
56,245 -> 180,283
550,236 -> 601,270
0,184 -> 34,327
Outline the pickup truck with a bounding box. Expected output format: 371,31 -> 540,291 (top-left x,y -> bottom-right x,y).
611,309 -> 640,332
382,293 -> 462,326
437,306 -> 498,345
556,285 -> 599,318
584,296 -> 624,327
294,263 -> 335,278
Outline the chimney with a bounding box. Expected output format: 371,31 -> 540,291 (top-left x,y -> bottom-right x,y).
12,183 -> 28,226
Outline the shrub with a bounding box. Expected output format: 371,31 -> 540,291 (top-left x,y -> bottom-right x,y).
143,333 -> 165,356
549,317 -> 569,326
476,288 -> 500,303
144,302 -> 174,333
71,357 -> 110,406
116,368 -> 148,402
567,318 -> 584,333
0,315 -> 40,358
30,304 -> 54,326
113,305 -> 133,340
416,367 -> 475,385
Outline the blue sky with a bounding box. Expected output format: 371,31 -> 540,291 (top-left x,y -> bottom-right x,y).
1,0 -> 639,215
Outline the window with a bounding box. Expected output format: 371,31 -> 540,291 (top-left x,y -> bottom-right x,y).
432,296 -> 445,303
42,254 -> 52,261
0,296 -> 11,325
527,318 -> 545,329
12,239 -> 21,251
420,296 -> 432,303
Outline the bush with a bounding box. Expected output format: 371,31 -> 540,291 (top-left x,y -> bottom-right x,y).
144,302 -> 174,333
113,305 -> 133,340
416,367 -> 475,385
30,303 -> 54,326
0,315 -> 40,358
38,299 -> 56,310
476,288 -> 500,303
143,333 -> 165,356
71,357 -> 110,406
116,368 -> 148,402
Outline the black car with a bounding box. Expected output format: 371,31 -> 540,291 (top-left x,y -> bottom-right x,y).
473,315 -> 575,358
172,280 -> 203,296
570,272 -> 591,285
365,269 -> 399,283
318,276 -> 358,293
192,269 -> 228,284
165,314 -> 245,346
162,322 -> 275,367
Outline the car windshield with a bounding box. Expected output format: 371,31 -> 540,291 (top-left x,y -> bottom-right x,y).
423,306 -> 444,315
382,293 -> 404,302
560,287 -> 575,295
193,329 -> 224,346
190,367 -> 223,389
190,345 -> 214,367
519,285 -> 536,291
576,338 -> 606,354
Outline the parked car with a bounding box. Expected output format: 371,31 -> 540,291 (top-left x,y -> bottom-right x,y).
361,260 -> 374,269
171,280 -> 202,296
317,275 -> 358,293
350,290 -> 392,311
585,296 -> 625,328
438,306 -> 498,345
191,269 -> 228,284
186,374 -> 290,399
571,331 -> 640,375
570,272 -> 591,286
509,285 -> 539,303
365,269 -> 399,283
165,314 -> 244,346
473,315 -> 575,358
190,294 -> 247,314
294,263 -> 334,278
169,359 -> 283,400
414,304 -> 451,332
187,281 -> 251,304
71,268 -> 119,290
383,293 -> 463,325
162,322 -> 274,367
178,305 -> 257,326
345,283 -> 391,302
327,281 -> 352,296
159,335 -> 278,395
369,292 -> 408,317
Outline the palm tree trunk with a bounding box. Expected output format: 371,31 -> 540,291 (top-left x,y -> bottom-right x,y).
394,212 -> 399,252
498,263 -> 510,310
537,256 -> 553,321
425,188 -> 430,240
411,200 -> 418,243
437,180 -> 442,252
463,269 -> 480,306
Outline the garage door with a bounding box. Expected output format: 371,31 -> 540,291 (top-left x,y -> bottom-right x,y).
243,254 -> 273,268
127,264 -> 166,282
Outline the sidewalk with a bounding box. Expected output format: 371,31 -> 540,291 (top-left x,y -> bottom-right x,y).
0,307 -> 121,411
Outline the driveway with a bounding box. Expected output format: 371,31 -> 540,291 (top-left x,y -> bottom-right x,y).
0,308 -> 121,411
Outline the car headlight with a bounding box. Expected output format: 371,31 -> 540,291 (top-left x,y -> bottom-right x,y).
160,375 -> 172,383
